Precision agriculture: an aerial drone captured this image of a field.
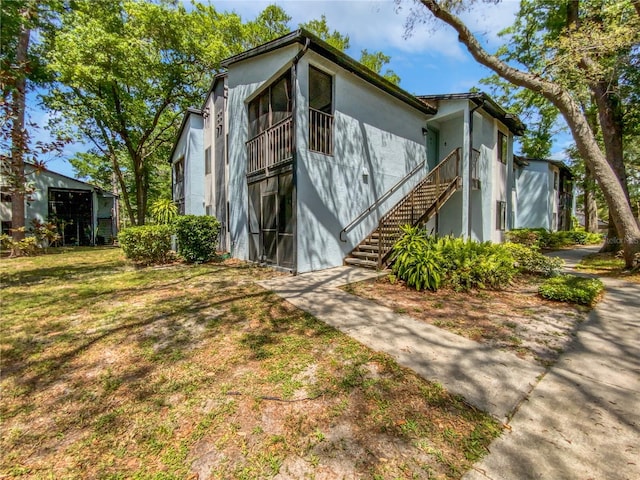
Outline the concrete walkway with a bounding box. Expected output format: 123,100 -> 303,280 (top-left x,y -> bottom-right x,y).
259,246 -> 640,479
259,268 -> 545,422
464,247 -> 640,479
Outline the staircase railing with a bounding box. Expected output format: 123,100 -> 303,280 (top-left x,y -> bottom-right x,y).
339,159 -> 426,242
376,148 -> 461,266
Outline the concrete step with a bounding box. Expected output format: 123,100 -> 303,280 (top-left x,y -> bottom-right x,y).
351,250 -> 379,260
344,257 -> 378,269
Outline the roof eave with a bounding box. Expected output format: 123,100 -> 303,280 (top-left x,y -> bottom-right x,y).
220,29 -> 437,116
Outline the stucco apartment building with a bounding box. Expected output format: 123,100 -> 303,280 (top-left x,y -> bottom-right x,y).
171,29 -> 570,274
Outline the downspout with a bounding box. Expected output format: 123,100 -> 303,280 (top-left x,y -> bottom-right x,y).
467,100 -> 485,238
289,37 -> 310,275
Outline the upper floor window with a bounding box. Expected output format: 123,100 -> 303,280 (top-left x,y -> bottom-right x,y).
248,73 -> 292,139
496,200 -> 507,231
174,158 -> 184,183
205,147 -> 211,175
309,66 -> 334,155
553,171 -> 559,191
497,131 -> 507,164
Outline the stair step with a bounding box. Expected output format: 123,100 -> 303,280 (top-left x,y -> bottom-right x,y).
344,257 -> 378,269
357,244 -> 379,252
351,250 -> 379,260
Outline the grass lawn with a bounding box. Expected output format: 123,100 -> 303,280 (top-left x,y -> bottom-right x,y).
1,248 -> 500,479
576,252 -> 640,282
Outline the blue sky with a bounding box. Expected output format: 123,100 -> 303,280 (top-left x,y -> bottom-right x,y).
33,0 -> 571,178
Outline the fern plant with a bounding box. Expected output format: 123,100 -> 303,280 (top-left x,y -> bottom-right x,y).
391,225 -> 443,291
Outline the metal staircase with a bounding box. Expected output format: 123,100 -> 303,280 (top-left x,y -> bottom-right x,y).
344,148 -> 461,269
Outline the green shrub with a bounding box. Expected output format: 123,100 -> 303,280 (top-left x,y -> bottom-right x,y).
439,237 -> 517,291
391,225 -> 443,291
503,242 -> 564,277
505,229 -> 541,247
391,228 -> 516,292
174,215 -> 221,263
0,234 -> 39,256
118,224 -> 173,265
150,198 -> 178,225
507,228 -> 603,249
538,274 -> 604,306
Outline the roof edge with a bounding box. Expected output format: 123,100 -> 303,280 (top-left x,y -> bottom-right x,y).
221,29 -> 437,116
418,92 -> 525,136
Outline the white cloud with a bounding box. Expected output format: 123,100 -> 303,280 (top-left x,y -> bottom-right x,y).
210,0 -> 477,59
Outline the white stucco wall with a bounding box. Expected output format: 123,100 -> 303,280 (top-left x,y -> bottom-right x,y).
203,92 -> 214,213
515,160 -> 551,230
226,45 -> 300,260
172,113 -> 205,215
295,51 -> 430,272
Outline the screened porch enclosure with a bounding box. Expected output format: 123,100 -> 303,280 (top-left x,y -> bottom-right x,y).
248,172 -> 295,270
246,73 -> 293,175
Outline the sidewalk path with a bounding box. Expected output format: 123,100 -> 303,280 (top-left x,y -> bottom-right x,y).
259,267 -> 544,422
464,246 -> 640,479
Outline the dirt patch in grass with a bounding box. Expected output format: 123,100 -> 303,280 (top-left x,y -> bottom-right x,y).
345,275 -> 590,367
1,248 -> 499,479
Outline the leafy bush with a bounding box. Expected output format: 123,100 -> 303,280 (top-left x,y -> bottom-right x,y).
508,228 -> 603,249
118,224 -> 173,264
174,215 -> 221,263
391,228 -> 517,292
1,234 -> 39,256
439,237 -> 517,291
150,198 -> 178,225
391,225 -> 443,291
503,243 -> 564,277
505,229 -> 541,247
538,274 -> 604,306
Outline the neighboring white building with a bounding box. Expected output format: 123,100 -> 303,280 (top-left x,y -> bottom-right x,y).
1,163 -> 119,245
512,156 -> 575,232
171,29 -> 529,273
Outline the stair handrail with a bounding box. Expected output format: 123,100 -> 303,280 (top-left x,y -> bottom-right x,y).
376,148 -> 460,266
377,148 -> 460,227
339,159 -> 425,242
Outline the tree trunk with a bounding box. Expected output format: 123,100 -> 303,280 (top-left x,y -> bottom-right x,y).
111,154 -> 136,226
592,82 -> 628,252
584,164 -> 598,233
10,12 -> 31,243
135,158 -> 145,226
419,0 -> 640,267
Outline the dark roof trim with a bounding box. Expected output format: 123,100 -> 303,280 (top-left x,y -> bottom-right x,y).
514,155 -> 573,177
221,29 -> 437,116
24,162 -> 118,197
168,107 -> 203,163
418,92 -> 525,136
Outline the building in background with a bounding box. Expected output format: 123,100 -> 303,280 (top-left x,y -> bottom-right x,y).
1,163 -> 119,245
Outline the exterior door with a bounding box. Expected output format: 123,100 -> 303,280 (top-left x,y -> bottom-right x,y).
426,127 -> 439,171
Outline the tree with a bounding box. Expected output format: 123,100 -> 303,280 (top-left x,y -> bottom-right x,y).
412,0 -> 640,267
300,15 -> 401,85
43,1 -> 297,226
0,0 -> 64,241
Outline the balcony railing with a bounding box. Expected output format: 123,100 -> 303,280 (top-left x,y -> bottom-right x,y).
309,108 -> 334,155
246,116 -> 293,174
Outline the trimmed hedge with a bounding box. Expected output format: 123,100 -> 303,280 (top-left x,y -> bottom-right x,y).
174,215 -> 221,263
538,274 -> 604,306
118,224 -> 174,265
